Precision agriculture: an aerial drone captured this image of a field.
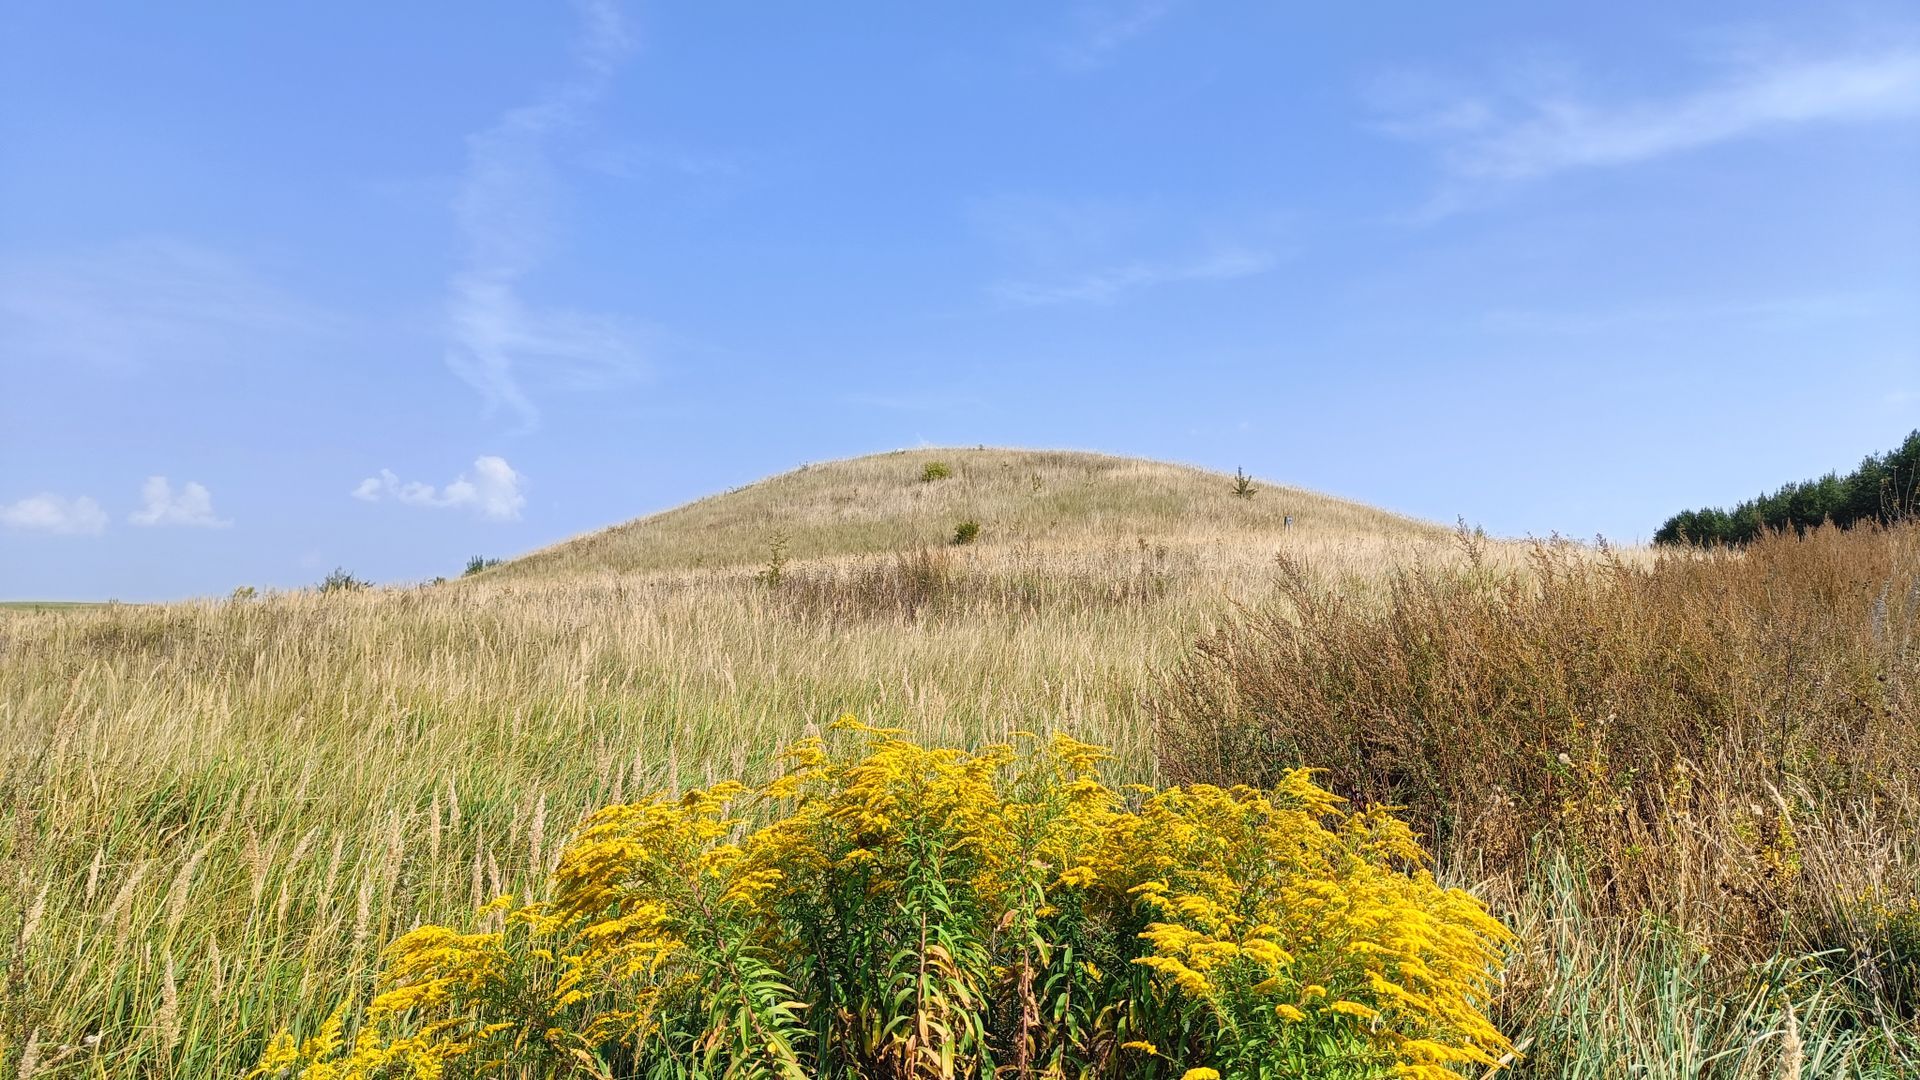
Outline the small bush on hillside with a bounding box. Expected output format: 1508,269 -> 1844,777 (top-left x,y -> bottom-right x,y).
229,585 -> 256,602
952,518 -> 981,545
757,529 -> 791,587
921,460 -> 953,483
317,568 -> 370,594
1232,468 -> 1256,499
463,555 -> 502,577
252,724 -> 1513,1079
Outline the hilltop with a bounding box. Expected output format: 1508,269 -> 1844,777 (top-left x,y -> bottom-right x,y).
490,447 -> 1444,579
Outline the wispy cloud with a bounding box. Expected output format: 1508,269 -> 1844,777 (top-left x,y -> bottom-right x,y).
445,0 -> 645,431
1,494 -> 108,536
129,477 -> 230,528
974,194 -> 1285,307
1375,42 -> 1920,207
993,249 -> 1274,306
0,240 -> 331,371
582,142 -> 744,181
353,456 -> 527,521
1059,1 -> 1176,71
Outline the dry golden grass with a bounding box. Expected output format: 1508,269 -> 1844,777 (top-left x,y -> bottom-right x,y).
10,448 -> 1899,1077
0,449 -> 1483,1077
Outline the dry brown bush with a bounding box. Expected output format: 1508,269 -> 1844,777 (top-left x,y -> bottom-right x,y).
1154,523 -> 1920,980
763,541 -> 1188,623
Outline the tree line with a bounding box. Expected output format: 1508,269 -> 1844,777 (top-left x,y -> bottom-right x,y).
1656,429 -> 1920,545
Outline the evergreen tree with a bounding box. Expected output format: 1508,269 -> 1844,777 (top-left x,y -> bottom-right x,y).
1656,430 -> 1920,545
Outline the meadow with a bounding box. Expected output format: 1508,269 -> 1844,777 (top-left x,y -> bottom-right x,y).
1,449 -> 1914,1076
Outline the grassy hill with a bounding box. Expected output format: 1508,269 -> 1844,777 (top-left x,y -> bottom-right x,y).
492,447 -> 1443,579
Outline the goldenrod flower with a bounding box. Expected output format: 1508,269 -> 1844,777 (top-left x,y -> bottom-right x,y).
1331,1000 -> 1381,1020
249,730 -> 1513,1078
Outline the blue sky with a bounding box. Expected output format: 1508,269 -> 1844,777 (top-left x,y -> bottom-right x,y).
3,2 -> 1917,600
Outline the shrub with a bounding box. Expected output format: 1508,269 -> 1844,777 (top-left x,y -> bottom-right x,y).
952,519 -> 981,545
229,585 -> 257,602
462,556 -> 502,577
921,461 -> 953,483
763,543 -> 1192,625
1153,524 -> 1920,962
773,546 -> 955,621
251,724 -> 1513,1079
317,568 -> 370,594
757,529 -> 790,588
1231,468 -> 1255,499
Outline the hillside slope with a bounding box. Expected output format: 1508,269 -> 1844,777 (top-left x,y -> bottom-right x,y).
493,447 -> 1443,578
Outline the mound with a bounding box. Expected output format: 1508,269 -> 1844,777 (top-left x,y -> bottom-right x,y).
490,447 -> 1443,579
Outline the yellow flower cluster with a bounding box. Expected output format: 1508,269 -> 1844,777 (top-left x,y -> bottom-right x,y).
251,720 -> 1513,1079
1064,774 -> 1514,1078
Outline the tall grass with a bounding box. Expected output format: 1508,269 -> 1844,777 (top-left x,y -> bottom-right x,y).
10,444 -> 1910,1075
2,528 -> 1477,1077
1155,522 -> 1920,1071
1496,857 -> 1904,1078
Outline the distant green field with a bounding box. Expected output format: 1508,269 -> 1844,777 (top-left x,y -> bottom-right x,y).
0,600 -> 118,613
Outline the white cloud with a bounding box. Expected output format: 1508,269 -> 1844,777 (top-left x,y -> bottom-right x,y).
446,0 -> 644,431
1375,43 -> 1920,200
0,240 -> 331,371
353,456 -> 527,521
129,476 -> 230,528
1,494 -> 108,535
992,249 -> 1275,306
